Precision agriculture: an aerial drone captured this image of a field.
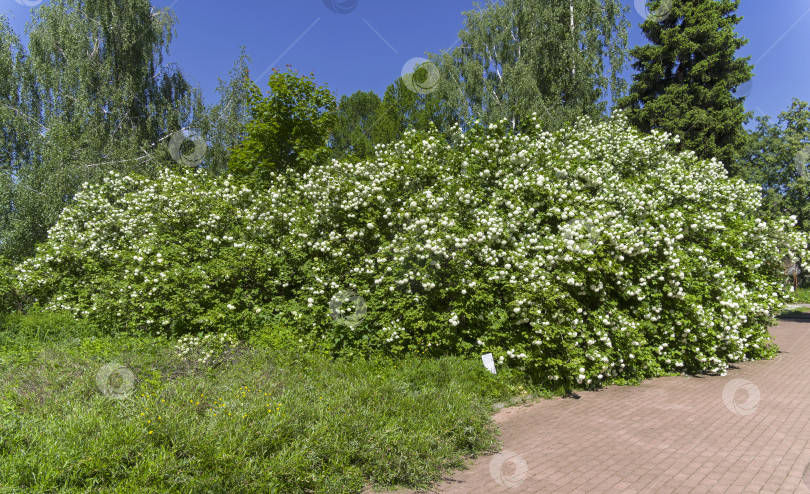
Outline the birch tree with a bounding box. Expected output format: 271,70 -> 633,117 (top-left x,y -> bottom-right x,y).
0,1 -> 201,260
426,0 -> 629,133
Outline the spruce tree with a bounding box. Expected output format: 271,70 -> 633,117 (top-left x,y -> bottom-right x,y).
620,0 -> 753,170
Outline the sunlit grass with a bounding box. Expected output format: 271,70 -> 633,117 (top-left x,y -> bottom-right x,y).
0,314 -> 543,493
791,287 -> 810,304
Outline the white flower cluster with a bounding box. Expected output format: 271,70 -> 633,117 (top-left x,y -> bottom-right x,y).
174,332 -> 238,365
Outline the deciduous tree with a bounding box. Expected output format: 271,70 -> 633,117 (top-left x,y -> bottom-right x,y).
0,1 -> 200,260
427,0 -> 629,133
228,67 -> 336,183
736,99 -> 810,231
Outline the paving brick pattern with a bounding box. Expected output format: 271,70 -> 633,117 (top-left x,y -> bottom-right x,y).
382,320 -> 810,493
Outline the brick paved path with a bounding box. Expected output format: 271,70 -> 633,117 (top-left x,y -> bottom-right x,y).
385,320 -> 810,493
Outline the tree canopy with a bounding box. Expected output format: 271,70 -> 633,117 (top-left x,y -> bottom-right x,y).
736,99 -> 810,230
426,0 -> 629,133
228,67 -> 337,183
0,1 -> 200,260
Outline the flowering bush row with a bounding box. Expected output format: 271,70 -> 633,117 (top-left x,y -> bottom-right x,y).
14,113 -> 809,388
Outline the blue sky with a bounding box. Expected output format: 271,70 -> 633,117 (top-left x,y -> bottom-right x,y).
3,0 -> 810,125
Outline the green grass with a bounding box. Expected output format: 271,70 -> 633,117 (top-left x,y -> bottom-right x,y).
780,287 -> 810,317
0,311 -> 548,493
792,287 -> 810,304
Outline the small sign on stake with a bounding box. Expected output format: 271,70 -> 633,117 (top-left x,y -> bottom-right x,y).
482,353 -> 497,374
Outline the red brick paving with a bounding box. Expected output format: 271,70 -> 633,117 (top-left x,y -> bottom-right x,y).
374,320 -> 810,493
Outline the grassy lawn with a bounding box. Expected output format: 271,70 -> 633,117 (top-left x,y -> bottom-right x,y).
780,287 -> 810,317
0,312 -> 546,493
791,287 -> 810,304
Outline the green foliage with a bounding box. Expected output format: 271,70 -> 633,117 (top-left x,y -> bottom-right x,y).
328,72 -> 456,162
15,169 -> 287,340
195,47 -> 254,176
0,336 -> 521,492
621,0 -> 752,170
329,90 -> 385,160
379,71 -> 456,139
15,113 -> 808,390
0,2 -> 203,261
228,67 -> 337,183
248,303 -> 315,354
735,99 -> 810,232
0,256 -> 25,315
792,288 -> 810,304
427,0 -> 629,132
0,309 -> 101,361
173,331 -> 240,370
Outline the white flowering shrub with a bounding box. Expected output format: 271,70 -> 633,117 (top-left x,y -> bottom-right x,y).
14,113 -> 809,389
14,169 -> 292,339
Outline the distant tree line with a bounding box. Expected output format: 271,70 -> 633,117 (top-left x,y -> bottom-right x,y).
0,0 -> 807,262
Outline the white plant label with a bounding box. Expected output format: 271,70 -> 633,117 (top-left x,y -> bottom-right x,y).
482,353 -> 497,374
